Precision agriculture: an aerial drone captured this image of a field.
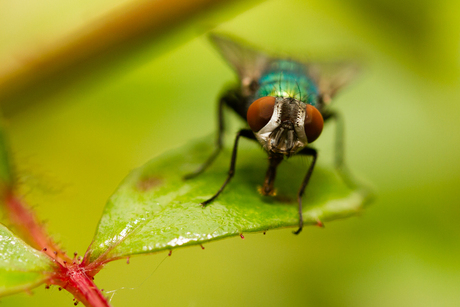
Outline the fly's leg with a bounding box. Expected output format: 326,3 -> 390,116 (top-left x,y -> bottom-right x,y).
201,129 -> 255,206
323,110 -> 344,170
260,154 -> 283,196
293,147 -> 318,235
323,110 -> 356,188
183,90 -> 241,180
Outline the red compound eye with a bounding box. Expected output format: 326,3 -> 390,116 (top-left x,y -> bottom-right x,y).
247,96 -> 276,132
304,104 -> 324,143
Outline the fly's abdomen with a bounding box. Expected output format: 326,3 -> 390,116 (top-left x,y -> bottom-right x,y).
256,60 -> 318,107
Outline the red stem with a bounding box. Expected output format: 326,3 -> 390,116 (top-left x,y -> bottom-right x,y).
50,263 -> 110,307
4,192 -> 71,262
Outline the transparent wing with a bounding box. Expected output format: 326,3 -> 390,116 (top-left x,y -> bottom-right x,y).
307,61 -> 361,105
210,33 -> 360,103
209,33 -> 270,97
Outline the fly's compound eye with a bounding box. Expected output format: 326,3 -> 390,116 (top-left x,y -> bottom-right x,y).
304,104 -> 324,143
247,96 -> 276,132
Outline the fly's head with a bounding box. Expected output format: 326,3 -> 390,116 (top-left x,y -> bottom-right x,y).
247,96 -> 324,156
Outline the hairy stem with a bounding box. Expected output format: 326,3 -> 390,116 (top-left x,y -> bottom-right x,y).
4,192 -> 71,262
49,262 -> 110,307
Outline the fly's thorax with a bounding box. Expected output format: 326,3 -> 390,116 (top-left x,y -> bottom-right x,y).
254,97 -> 308,156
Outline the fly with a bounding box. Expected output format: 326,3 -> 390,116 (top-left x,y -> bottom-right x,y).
184,34 -> 358,234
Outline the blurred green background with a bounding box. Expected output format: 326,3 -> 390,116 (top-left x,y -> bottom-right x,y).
1,0 -> 459,306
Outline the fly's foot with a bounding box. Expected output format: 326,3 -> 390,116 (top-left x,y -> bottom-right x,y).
258,185 -> 277,196
183,171 -> 200,181
200,197 -> 214,208
292,227 -> 303,235
183,173 -> 193,180
293,217 -> 304,235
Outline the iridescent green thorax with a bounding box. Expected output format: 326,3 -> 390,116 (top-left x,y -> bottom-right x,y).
256,60 -> 318,107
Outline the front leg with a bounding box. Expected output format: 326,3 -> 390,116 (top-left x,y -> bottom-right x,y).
293,147 -> 318,235
201,129 -> 255,206
260,153 -> 283,196
183,89 -> 243,180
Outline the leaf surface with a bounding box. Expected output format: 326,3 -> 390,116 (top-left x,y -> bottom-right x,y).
86,137 -> 372,264
0,224 -> 55,296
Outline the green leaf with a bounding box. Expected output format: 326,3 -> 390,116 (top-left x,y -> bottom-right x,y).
86,137 -> 372,264
0,224 -> 55,296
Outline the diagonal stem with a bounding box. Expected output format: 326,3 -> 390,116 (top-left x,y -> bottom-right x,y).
4,192 -> 72,263
50,263 -> 111,307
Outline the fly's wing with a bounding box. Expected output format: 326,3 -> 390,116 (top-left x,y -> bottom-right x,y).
209,33 -> 269,97
307,62 -> 360,105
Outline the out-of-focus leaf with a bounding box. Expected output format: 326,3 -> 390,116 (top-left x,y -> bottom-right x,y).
85,137 -> 372,264
0,224 -> 55,297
